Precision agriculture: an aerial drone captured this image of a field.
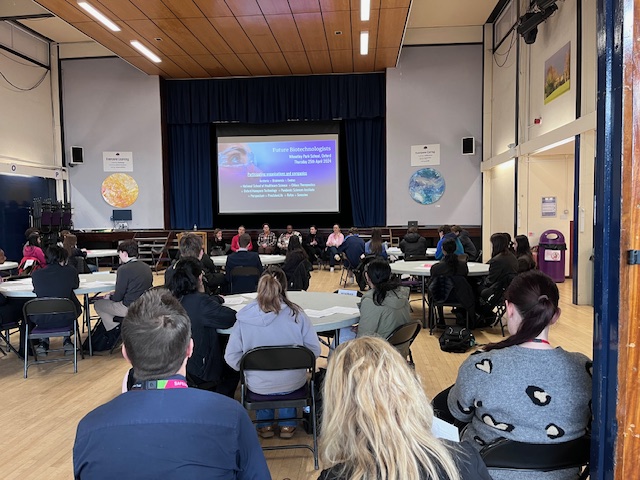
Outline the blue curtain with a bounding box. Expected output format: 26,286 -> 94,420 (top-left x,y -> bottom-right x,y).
345,119 -> 386,226
168,124 -> 213,229
164,73 -> 386,228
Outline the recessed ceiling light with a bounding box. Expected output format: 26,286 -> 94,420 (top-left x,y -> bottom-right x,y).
130,40 -> 162,63
154,37 -> 163,42
335,31 -> 342,35
360,31 -> 369,56
361,0 -> 371,21
77,1 -> 120,32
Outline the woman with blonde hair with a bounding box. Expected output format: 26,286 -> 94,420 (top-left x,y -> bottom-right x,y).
319,336 -> 491,480
225,266 -> 321,439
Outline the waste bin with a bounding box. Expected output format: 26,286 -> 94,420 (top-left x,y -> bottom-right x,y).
538,230 -> 566,283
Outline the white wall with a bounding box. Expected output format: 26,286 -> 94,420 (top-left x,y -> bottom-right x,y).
386,45 -> 483,226
490,31 -> 518,157
62,57 -> 164,230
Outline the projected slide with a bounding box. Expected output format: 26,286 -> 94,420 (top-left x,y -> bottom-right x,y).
217,134 -> 339,214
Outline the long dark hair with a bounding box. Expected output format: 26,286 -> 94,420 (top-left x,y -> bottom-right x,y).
490,233 -> 510,258
167,257 -> 202,298
442,238 -> 459,272
365,259 -> 400,305
287,235 -> 308,258
515,235 -> 532,256
369,228 -> 383,256
484,270 -> 559,351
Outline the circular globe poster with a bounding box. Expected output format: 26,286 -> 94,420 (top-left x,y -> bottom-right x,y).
409,168 -> 445,205
101,173 -> 139,208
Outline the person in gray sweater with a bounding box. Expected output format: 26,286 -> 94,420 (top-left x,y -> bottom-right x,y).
445,271 -> 592,480
225,266 -> 321,439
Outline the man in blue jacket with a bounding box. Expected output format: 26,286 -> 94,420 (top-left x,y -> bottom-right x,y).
435,225 -> 464,260
73,288 -> 270,480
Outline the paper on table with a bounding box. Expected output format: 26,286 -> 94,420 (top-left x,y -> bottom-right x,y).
304,309 -> 329,318
221,297 -> 246,305
431,417 -> 460,442
324,306 -> 359,315
1,284 -> 33,291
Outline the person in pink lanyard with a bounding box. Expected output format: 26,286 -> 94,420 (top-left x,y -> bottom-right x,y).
325,224 -> 345,272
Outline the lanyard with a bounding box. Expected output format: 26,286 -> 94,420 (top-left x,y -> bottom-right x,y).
131,377 -> 188,390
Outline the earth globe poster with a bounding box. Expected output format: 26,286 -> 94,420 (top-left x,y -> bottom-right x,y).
409,168 -> 445,205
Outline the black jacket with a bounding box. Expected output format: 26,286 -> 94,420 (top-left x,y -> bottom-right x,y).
180,292 -> 236,383
31,263 -> 82,315
456,229 -> 478,259
484,252 -> 519,291
400,232 -> 428,258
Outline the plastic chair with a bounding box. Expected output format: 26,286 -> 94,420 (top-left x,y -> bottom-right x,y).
22,298 -> 82,378
230,266 -> 261,294
385,321 -> 421,366
239,345 -> 319,469
480,435 -> 590,479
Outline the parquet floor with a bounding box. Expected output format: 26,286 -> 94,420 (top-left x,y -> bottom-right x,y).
0,267 -> 593,480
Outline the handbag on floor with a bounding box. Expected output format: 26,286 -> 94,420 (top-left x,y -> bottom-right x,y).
439,326 -> 475,353
82,320 -> 120,352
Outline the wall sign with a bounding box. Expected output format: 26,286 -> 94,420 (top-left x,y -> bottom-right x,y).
411,144 -> 440,166
103,151 -> 133,172
541,196 -> 557,217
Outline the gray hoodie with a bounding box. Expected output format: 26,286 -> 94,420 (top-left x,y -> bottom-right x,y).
224,300 -> 321,395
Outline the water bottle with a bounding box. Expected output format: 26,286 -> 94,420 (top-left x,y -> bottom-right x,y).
193,224 -> 197,231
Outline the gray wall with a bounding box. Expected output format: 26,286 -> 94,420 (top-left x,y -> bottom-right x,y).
62,57 -> 163,229
386,45 -> 483,226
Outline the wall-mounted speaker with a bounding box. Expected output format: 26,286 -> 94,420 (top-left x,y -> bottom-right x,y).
462,137 -> 475,156
69,146 -> 84,166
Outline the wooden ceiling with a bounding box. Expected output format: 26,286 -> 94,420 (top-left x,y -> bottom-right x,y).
33,0 -> 411,79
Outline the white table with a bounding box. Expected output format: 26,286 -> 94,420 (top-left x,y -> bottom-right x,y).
211,254 -> 286,267
0,261 -> 19,272
218,291 -> 360,338
386,247 -> 437,259
390,261 -> 490,326
0,272 -> 117,356
84,249 -> 119,268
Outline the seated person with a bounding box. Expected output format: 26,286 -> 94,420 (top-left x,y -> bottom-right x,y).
74,289 -> 270,479
276,224 -> 301,253
0,287 -> 28,355
435,225 -> 464,260
93,240 -> 153,342
337,227 -> 365,270
480,233 -> 519,300
225,266 -> 321,439
63,233 -> 96,273
303,225 -> 325,264
319,337 -> 491,480
166,257 -> 238,397
0,248 -> 8,278
364,228 -> 388,260
257,223 -> 277,254
225,234 -> 263,293
230,225 -> 253,252
281,235 -> 312,291
515,234 -> 537,272
31,246 -> 82,356
452,225 -> 478,260
399,226 -> 428,258
165,232 -> 224,294
20,232 -> 46,272
436,271 -> 592,480
325,224 -> 344,272
209,228 -> 228,256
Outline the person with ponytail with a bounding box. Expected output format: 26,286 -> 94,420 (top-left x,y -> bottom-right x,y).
224,266 -> 321,439
440,271 -> 592,480
319,337 -> 491,480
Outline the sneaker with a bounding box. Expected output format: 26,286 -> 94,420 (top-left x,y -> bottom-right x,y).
334,254 -> 341,262
257,426 -> 275,439
35,343 -> 48,357
279,426 -> 296,439
330,267 -> 334,273
64,340 -> 75,355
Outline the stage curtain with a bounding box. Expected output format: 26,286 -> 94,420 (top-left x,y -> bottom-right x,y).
168,124 -> 213,229
345,118 -> 386,227
164,73 -> 385,228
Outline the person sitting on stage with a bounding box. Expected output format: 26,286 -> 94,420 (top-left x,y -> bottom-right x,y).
225,234 -> 263,293
74,288 -> 270,479
93,240 -> 153,340
277,224 -> 301,253
165,233 -> 224,295
303,225 -> 326,264
435,225 -> 464,260
210,228 -> 228,256
257,223 -> 277,254
325,224 -> 344,272
230,225 -> 253,252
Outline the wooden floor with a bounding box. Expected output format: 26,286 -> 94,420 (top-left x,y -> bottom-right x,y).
0,268 -> 593,480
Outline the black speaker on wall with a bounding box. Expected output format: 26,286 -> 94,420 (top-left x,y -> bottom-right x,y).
69,146 -> 84,166
462,137 -> 475,156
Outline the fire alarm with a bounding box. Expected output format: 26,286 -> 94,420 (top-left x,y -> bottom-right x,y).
534,117 -> 542,125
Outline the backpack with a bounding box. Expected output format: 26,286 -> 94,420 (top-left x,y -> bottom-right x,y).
439,326 -> 475,353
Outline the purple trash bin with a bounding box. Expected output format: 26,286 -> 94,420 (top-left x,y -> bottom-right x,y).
538,230 -> 566,283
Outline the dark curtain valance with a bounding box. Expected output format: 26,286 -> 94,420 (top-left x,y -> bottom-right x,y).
164,73 -> 386,229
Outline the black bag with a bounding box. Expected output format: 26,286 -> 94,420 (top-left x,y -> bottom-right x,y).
303,367 -> 326,434
82,320 -> 120,352
439,326 -> 475,353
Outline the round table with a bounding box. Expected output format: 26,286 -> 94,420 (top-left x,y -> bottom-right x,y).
390,260 -> 490,326
218,290 -> 360,335
0,261 -> 19,272
0,273 -> 117,356
84,249 -> 120,268
211,254 -> 286,267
